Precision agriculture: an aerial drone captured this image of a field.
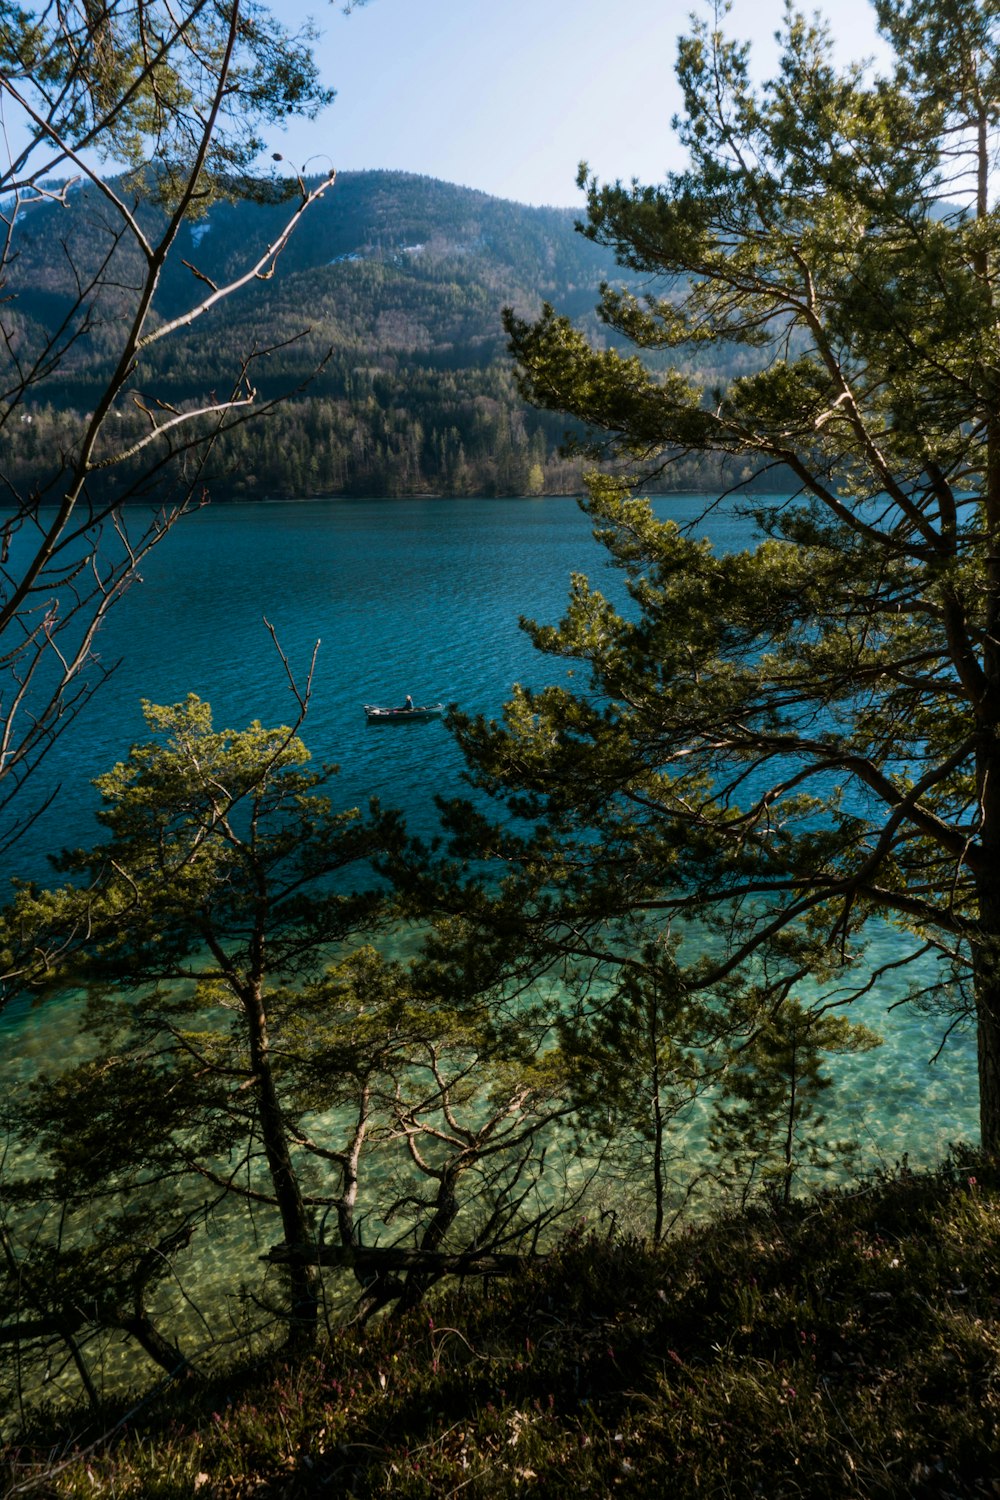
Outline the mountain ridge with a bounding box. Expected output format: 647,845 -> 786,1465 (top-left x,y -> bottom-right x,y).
3,170 -> 757,498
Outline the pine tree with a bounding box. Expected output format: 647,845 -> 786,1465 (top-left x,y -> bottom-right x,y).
433,0 -> 1000,1149
709,999 -> 882,1208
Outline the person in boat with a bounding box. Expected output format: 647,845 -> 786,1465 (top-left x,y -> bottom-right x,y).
403,694 -> 414,712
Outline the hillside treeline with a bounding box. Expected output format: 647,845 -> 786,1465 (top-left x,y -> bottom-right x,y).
1,171 -> 769,500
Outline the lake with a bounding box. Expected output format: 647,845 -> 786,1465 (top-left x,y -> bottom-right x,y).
6,495 -> 631,875
0,492 -> 980,1416
0,494 -> 979,1161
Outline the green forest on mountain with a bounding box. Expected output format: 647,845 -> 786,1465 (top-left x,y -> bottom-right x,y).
3,170 -> 770,500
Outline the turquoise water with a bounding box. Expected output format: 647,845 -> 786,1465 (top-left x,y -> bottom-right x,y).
0,494 -> 978,1150
6,496 -> 615,875
0,493 -> 979,1412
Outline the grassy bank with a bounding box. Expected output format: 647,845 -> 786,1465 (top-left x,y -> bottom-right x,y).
4,1154 -> 999,1497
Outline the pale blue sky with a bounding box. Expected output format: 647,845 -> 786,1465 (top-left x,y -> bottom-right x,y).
270,0 -> 888,206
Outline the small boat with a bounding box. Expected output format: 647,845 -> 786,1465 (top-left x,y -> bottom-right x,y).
364,702 -> 445,723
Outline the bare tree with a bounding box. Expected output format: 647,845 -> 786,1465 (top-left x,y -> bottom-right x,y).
0,0 -> 340,858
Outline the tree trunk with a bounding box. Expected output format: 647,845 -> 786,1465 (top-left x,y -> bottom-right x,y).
974,866 -> 1000,1156
244,984 -> 321,1340
396,1165 -> 463,1314
976,406 -> 1000,1157
117,1310 -> 196,1380
651,1069 -> 665,1244
973,105 -> 1000,1158
782,1040 -> 798,1209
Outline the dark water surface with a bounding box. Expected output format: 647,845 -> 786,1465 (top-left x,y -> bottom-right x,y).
9,496 -> 632,873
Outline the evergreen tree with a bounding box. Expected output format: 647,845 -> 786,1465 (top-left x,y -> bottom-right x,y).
0,700 -> 579,1400
420,0 -> 1000,1147
3,694 -> 396,1343
557,945 -> 710,1240
709,999 -> 882,1208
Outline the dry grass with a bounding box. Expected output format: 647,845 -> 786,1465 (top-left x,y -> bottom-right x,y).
5,1153 -> 1000,1497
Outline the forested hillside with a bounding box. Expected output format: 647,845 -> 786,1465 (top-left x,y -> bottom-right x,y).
3,170 -> 758,498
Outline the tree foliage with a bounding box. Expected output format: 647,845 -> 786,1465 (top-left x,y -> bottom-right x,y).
709,998 -> 882,1208
411,0 -> 1000,1152
556,943 -> 711,1241
0,0 -> 339,863
4,692 -> 396,1345
0,698 -> 581,1409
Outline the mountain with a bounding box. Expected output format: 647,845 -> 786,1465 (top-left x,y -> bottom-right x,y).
2,170 -> 746,498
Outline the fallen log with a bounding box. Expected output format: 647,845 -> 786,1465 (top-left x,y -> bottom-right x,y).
262,1243 -> 545,1276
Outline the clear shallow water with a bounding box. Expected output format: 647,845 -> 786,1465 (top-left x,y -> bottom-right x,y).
0,494 -> 979,1412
